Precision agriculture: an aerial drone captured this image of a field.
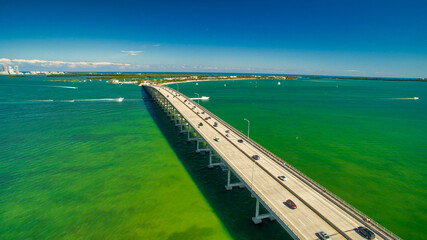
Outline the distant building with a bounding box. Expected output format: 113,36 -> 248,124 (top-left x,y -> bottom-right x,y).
14,65 -> 19,74
0,64 -> 7,74
8,66 -> 15,74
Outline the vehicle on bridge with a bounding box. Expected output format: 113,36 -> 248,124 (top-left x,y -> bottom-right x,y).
317,231 -> 330,240
284,199 -> 297,209
237,139 -> 243,143
252,155 -> 260,160
214,137 -> 220,142
278,175 -> 287,181
357,227 -> 376,239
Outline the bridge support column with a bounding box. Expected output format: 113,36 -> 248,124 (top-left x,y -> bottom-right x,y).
225,169 -> 245,190
187,130 -> 198,141
208,151 -> 222,168
196,139 -> 210,153
252,199 -> 275,224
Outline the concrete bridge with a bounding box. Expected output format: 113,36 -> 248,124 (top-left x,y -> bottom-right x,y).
143,84 -> 400,240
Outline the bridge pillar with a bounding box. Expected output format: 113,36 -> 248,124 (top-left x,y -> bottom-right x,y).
187,129 -> 198,141
252,199 -> 275,224
196,139 -> 210,153
208,151 -> 223,168
225,169 -> 245,190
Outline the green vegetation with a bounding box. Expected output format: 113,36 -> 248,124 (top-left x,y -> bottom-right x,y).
49,72 -> 425,84
8,75 -> 27,77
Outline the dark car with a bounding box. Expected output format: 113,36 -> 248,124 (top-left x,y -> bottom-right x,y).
252,155 -> 260,160
237,139 -> 243,143
204,117 -> 209,120
198,122 -> 203,127
284,199 -> 297,209
357,227 -> 375,239
225,130 -> 230,133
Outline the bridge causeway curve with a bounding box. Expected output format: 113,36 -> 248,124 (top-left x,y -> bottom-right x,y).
143,84 -> 400,240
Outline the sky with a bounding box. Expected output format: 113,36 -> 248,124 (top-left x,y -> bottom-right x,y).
0,0 -> 426,77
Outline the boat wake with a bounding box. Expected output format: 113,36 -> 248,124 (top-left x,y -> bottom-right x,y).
384,97 -> 420,100
27,98 -> 124,103
75,98 -> 124,102
50,86 -> 78,89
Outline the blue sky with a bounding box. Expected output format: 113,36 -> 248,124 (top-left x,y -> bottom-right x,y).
0,0 -> 426,77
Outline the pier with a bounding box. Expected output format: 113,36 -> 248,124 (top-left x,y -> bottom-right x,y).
143,84 -> 400,240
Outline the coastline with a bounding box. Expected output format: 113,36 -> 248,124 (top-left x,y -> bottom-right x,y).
161,77 -> 260,86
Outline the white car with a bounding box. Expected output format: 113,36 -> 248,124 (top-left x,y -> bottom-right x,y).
278,176 -> 287,181
318,231 -> 330,240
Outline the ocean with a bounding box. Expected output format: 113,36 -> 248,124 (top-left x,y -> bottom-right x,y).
0,75 -> 425,239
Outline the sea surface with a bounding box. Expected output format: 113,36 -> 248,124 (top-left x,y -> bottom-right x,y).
0,76 -> 425,239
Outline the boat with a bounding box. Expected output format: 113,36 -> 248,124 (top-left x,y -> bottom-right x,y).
414,97 -> 419,100
189,96 -> 210,100
117,97 -> 124,102
278,82 -> 281,85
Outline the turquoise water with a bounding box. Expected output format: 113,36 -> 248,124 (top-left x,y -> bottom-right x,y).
1,76 -> 426,239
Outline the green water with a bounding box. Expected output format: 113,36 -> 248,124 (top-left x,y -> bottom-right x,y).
1,76 -> 425,239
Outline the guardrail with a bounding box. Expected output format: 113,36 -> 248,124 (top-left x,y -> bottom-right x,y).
160,85 -> 401,240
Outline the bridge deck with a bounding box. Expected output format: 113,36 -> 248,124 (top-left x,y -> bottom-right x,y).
145,84 -> 398,240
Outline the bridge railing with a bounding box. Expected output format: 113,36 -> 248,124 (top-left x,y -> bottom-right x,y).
161,85 -> 400,240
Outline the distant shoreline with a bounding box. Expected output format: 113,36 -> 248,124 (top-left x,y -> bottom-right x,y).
43,72 -> 426,84
161,78 -> 259,86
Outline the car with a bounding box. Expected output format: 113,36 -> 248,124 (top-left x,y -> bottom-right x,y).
214,137 -> 220,142
201,111 -> 205,114
357,227 -> 375,239
226,133 -> 231,137
278,176 -> 287,181
198,122 -> 203,127
252,155 -> 260,160
317,231 -> 330,240
225,130 -> 230,133
213,121 -> 218,127
204,117 -> 209,120
284,199 -> 297,209
184,100 -> 187,102
237,139 -> 243,143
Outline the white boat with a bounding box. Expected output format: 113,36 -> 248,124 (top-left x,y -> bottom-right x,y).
414,97 -> 419,100
117,97 -> 124,102
278,82 -> 281,85
189,96 -> 210,100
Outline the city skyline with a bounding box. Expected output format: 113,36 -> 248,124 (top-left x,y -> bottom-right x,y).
1,0 -> 426,78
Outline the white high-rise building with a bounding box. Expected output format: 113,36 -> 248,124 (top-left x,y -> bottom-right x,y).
14,66 -> 19,74
8,66 -> 15,74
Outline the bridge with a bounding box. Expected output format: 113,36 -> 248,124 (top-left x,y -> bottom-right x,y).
143,84 -> 400,240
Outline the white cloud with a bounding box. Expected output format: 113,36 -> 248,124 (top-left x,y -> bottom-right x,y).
344,69 -> 359,72
152,44 -> 161,47
0,58 -> 130,68
121,50 -> 144,55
